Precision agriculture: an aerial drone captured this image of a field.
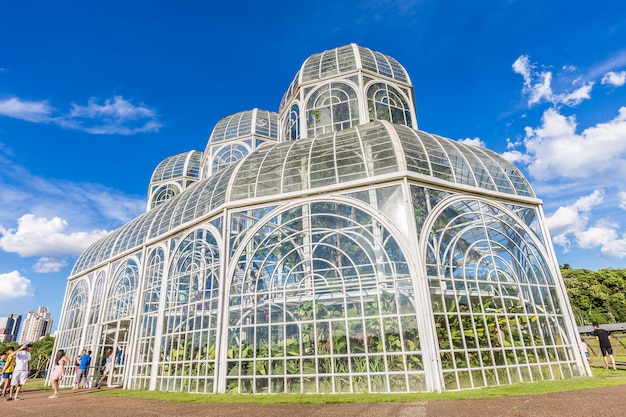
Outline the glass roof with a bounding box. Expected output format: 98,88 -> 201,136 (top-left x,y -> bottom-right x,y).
279,44 -> 410,113
150,151 -> 201,183
208,109 -> 279,144
72,121 -> 534,275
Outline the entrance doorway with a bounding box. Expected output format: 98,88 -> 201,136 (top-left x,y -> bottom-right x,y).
97,319 -> 132,387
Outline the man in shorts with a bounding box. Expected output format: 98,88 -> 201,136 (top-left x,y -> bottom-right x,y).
593,322 -> 617,371
73,349 -> 92,389
5,344 -> 32,401
1,347 -> 15,397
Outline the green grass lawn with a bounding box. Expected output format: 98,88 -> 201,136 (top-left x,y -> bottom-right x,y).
88,367 -> 626,404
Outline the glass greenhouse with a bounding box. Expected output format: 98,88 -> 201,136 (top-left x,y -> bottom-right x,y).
54,44 -> 589,394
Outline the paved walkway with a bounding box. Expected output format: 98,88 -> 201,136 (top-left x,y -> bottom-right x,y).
3,382 -> 626,416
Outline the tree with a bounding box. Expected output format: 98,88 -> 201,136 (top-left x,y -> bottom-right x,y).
562,267 -> 626,325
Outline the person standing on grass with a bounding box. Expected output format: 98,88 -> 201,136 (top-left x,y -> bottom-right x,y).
48,350 -> 71,398
0,354 -> 6,389
592,322 -> 618,370
5,343 -> 32,401
96,349 -> 113,389
1,346 -> 15,397
579,340 -> 591,363
73,349 -> 92,389
0,353 -> 6,397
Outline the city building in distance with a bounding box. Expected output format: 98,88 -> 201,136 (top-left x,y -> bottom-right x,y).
18,307 -> 53,344
0,313 -> 22,343
54,44 -> 589,394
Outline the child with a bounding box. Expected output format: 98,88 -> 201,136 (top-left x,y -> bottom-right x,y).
579,340 -> 591,363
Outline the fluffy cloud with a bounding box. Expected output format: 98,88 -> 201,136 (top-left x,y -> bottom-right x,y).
33,257 -> 68,273
60,96 -> 162,134
0,213 -> 109,258
545,190 -> 603,238
0,271 -> 33,300
620,191 -> 626,210
0,151 -> 146,228
0,95 -> 161,135
519,107 -> 626,180
458,137 -> 486,147
0,144 -> 145,275
512,55 -> 594,107
545,190 -> 626,258
0,97 -> 53,122
601,71 -> 626,87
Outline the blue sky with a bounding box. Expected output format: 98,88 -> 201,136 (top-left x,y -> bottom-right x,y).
1,0 -> 626,328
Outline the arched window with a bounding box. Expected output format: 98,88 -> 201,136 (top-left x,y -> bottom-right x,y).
367,83 -> 413,127
144,247 -> 165,313
211,143 -> 250,175
167,229 -> 220,308
306,82 -> 359,136
66,280 -> 89,330
150,184 -> 180,209
55,279 -> 90,368
226,201 -> 422,394
285,103 -> 300,140
88,272 -> 105,325
425,198 -> 572,390
157,228 -> 221,392
105,259 -> 139,322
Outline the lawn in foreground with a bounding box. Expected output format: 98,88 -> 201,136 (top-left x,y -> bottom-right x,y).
94,368 -> 626,405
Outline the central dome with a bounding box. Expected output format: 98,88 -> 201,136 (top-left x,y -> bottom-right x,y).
280,44 -> 411,113
279,44 -> 417,141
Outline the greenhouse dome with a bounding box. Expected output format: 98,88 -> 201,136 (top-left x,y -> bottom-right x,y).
202,109 -> 279,178
147,151 -> 202,210
55,44 -> 589,395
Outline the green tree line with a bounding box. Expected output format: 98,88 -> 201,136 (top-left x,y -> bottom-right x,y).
0,334 -> 55,378
561,265 -> 626,325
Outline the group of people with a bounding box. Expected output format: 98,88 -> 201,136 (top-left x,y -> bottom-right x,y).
0,344 -> 33,401
592,322 -> 619,371
0,345 -> 115,401
48,347 -> 115,398
578,323 -> 619,370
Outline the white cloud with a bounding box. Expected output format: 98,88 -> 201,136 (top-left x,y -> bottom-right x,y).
0,271 -> 33,300
600,235 -> 626,258
0,95 -> 161,135
560,82 -> 594,106
512,55 -> 594,107
0,153 -> 146,229
576,220 -> 618,249
0,152 -> 144,274
601,71 -> 626,87
545,189 -> 603,237
61,96 -> 162,135
518,107 -> 626,180
501,149 -> 531,164
458,137 -> 486,147
33,257 -> 68,273
620,191 -> 626,210
512,55 -> 533,87
0,213 -> 109,258
0,97 -> 54,122
513,55 -> 553,106
545,190 -> 626,258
